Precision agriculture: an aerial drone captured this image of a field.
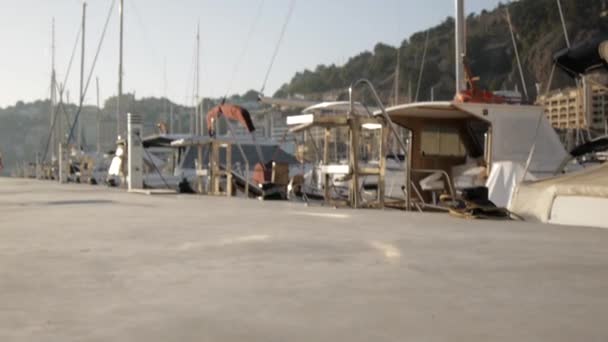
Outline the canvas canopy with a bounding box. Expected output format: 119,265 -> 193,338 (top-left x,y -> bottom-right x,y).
486,161 -> 536,208
302,101 -> 373,116
510,162 -> 608,228
554,35 -> 608,77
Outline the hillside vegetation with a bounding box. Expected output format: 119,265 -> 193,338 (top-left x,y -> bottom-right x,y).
274,0 -> 608,103
1,0 -> 606,174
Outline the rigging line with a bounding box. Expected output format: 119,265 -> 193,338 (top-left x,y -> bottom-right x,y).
134,133 -> 172,189
521,110 -> 545,185
556,0 -> 571,48
375,69 -> 396,88
414,30 -> 430,102
41,27 -> 81,162
224,0 -> 265,100
544,63 -> 556,95
128,0 -> 160,61
61,26 -> 82,92
505,4 -> 529,101
259,0 -> 296,95
67,0 -> 117,145
41,92 -> 72,162
521,62 -> 562,187
42,100 -> 62,162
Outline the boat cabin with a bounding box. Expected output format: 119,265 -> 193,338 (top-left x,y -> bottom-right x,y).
382,101 -> 569,208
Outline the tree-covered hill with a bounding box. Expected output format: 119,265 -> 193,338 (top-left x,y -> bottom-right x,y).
274,0 -> 608,103
2,0 -> 606,174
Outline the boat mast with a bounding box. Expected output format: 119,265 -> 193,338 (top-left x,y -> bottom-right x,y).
96,77 -> 101,153
163,58 -> 169,132
50,18 -> 57,161
195,22 -> 201,135
393,48 -> 400,106
117,0 -> 124,139
455,0 -> 466,95
78,1 -> 87,149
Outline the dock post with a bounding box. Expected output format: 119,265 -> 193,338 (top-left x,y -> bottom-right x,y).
349,117 -> 361,209
323,127 -> 331,205
405,130 -> 413,211
127,113 -> 144,190
378,125 -> 388,209
58,143 -> 68,183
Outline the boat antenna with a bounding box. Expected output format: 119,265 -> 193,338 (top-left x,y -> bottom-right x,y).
259,0 -> 296,95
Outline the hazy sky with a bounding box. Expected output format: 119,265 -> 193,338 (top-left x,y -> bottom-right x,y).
0,0 -> 503,108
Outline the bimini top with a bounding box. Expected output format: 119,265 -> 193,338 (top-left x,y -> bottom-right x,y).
377,101 -> 475,120
302,101 -> 374,116
377,101 -> 570,175
553,35 -> 608,77
142,134 -> 193,148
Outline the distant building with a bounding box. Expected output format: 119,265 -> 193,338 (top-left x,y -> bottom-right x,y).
537,84 -> 608,130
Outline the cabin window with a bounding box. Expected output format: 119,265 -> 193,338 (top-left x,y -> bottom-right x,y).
420,125 -> 466,157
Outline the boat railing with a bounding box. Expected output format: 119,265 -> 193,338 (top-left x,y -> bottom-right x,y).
349,78 -> 456,211
349,79 -> 413,210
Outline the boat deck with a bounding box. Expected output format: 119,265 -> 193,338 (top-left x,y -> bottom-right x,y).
1,177 -> 608,341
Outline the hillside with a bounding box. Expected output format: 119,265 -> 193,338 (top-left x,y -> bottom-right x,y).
274,0 -> 608,103
2,0 -> 606,174
0,93 -> 262,174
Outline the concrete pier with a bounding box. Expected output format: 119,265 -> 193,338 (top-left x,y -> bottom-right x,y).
1,177 -> 608,341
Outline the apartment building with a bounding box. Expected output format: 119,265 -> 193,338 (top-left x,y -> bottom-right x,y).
537,84 -> 608,131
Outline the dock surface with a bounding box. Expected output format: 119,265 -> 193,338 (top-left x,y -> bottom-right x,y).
1,177 -> 608,341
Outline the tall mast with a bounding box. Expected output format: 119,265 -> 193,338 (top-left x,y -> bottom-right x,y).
78,2 -> 87,148
170,104 -> 174,134
393,48 -> 400,106
455,0 -> 466,94
163,57 -> 168,129
195,22 -> 201,135
50,18 -> 57,160
117,0 -> 124,139
96,77 -> 101,153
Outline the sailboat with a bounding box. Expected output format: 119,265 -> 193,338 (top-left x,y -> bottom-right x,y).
509,34 -> 608,228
